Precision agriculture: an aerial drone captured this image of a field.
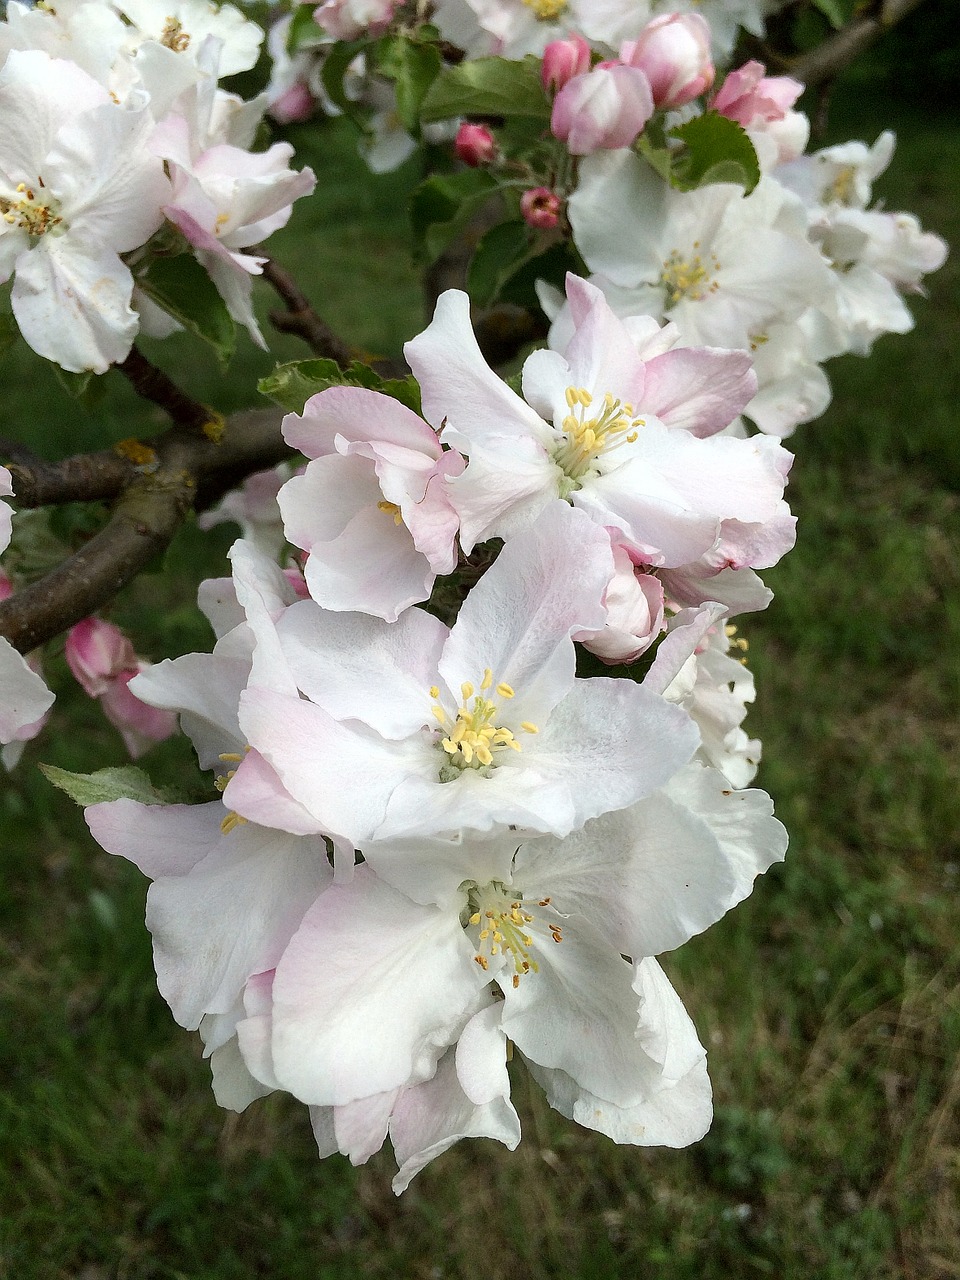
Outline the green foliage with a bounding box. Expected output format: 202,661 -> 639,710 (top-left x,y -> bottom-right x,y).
668,111 -> 761,194
38,763 -> 181,808
286,4 -> 327,51
137,254 -> 237,367
419,55 -> 551,123
258,357 -> 422,416
410,168 -> 498,261
375,35 -> 442,134
466,220 -> 534,308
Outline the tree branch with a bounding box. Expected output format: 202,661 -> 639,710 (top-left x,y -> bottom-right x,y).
782,0 -> 928,88
260,255 -> 355,363
0,407 -> 291,653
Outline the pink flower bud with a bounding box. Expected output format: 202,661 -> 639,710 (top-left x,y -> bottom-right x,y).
541,34 -> 591,92
711,60 -> 803,126
269,79 -> 316,126
99,670 -> 178,760
520,187 -> 562,230
550,63 -> 653,155
0,568 -> 12,603
455,122 -> 497,167
65,617 -> 138,698
620,13 -> 714,110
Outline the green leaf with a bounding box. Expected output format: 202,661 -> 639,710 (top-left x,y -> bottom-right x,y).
53,367 -> 94,399
668,111 -> 761,195
376,35 -> 442,135
287,4 -> 327,50
810,0 -> 856,29
420,56 -> 550,123
320,38 -> 370,120
39,763 -> 180,808
137,254 -> 236,365
410,169 -> 498,261
467,220 -> 533,309
258,358 -> 422,416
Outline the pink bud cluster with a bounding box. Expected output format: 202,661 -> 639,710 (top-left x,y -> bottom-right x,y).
65,618 -> 177,758
544,14 -> 714,157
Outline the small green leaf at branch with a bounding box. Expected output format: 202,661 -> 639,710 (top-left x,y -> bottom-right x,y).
667,112 -> 761,194
376,35 -> 442,134
420,56 -> 551,123
259,359 -> 422,416
411,169 -> 498,261
138,254 -> 236,365
39,763 -> 181,807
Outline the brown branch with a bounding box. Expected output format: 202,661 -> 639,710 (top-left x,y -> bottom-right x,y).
785,0 -> 928,89
117,347 -> 219,433
260,256 -> 354,364
0,407 -> 291,653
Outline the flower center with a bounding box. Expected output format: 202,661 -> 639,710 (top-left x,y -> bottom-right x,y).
825,164 -> 856,205
160,16 -> 191,51
464,883 -> 562,988
0,183 -> 62,237
522,0 -> 568,18
377,499 -> 404,526
430,670 -> 538,779
553,385 -> 644,491
660,244 -> 721,308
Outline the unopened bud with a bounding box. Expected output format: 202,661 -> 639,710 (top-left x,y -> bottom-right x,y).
455,122 -> 497,167
520,187 -> 562,230
620,13 -> 714,110
541,34 -> 591,92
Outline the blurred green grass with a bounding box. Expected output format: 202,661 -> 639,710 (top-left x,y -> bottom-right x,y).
1,75 -> 958,1280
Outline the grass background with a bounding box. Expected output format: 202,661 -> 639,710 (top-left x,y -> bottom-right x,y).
0,51 -> 958,1280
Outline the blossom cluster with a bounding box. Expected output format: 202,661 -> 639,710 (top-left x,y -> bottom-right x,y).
82,273 -> 794,1189
0,0 -> 316,372
0,0 -> 947,1199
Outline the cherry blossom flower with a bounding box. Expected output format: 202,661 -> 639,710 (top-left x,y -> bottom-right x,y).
277,387 -> 464,622
405,276 -> 791,582
0,467 -> 54,751
227,504 -> 700,851
551,62 -> 654,155
620,13 -> 714,110
0,49 -> 169,371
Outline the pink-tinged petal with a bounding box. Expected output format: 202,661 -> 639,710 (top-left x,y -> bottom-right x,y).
0,638 -> 55,742
709,507 -> 797,572
500,911 -> 663,1109
360,831 -> 521,911
402,451 -> 464,575
276,600 -> 447,739
529,1052 -> 712,1147
279,454 -> 381,547
99,670 -> 178,758
643,603 -> 726,695
303,502 -> 435,622
660,564 -> 773,615
440,502 -> 612,728
405,290 -> 549,446
86,798 -> 222,879
129,651 -> 249,769
391,1026 -> 520,1194
575,541 -> 664,665
229,539 -> 300,696
270,867 -> 483,1106
641,347 -> 756,438
235,686 -> 428,844
524,677 -> 700,831
557,274 -> 650,406
223,749 -> 326,837
145,821 -> 330,1029
12,237 -> 138,373
282,385 -> 442,462
332,1089 -> 400,1165
443,433 -> 561,555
